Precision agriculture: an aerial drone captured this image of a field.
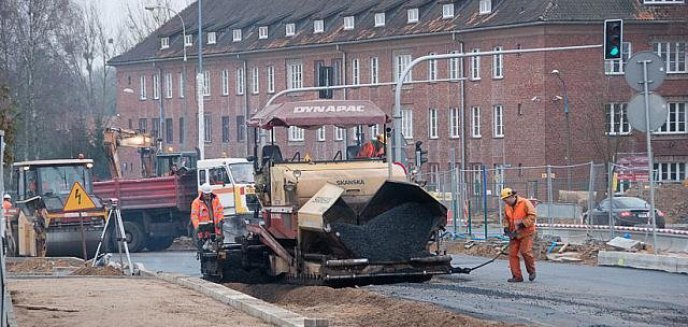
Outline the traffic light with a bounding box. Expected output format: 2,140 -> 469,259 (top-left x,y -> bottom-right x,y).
604,19 -> 623,60
414,141 -> 428,168
318,66 -> 333,99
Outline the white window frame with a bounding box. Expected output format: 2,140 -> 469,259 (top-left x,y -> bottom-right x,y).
153,73 -> 160,99
401,109 -> 413,139
204,113 -> 212,142
370,125 -> 380,139
493,105 -> 504,138
201,71 -> 210,97
335,127 -> 344,141
232,29 -> 242,42
428,108 -> 438,139
428,52 -> 437,81
344,16 -> 355,30
654,42 -> 687,73
479,0 -> 492,14
449,107 -> 460,138
605,42 -> 632,74
471,48 -> 481,80
184,34 -> 193,47
394,54 -> 413,83
285,23 -> 296,37
655,102 -> 687,134
140,75 -> 147,100
288,126 -> 304,141
370,57 -> 379,84
165,73 -> 172,99
449,51 -> 459,80
606,103 -> 631,135
471,106 -> 481,138
251,67 -> 260,94
374,13 -> 385,27
407,8 -> 419,24
314,20 -> 324,33
317,127 -> 326,141
643,0 -> 685,4
259,26 -> 269,39
653,162 -> 687,183
236,68 -> 245,95
287,60 -> 303,90
178,72 -> 184,98
160,37 -> 169,49
207,31 -> 216,45
351,58 -> 360,85
221,69 -> 229,96
493,46 -> 503,79
442,4 -> 455,19
267,66 -> 275,93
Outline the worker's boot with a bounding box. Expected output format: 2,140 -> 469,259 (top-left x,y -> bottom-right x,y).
507,277 -> 524,283
529,272 -> 536,281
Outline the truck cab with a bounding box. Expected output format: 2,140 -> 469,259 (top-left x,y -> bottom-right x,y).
196,158 -> 258,219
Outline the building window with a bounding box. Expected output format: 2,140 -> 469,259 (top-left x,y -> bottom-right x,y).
179,118 -> 185,144
655,102 -> 687,134
370,57 -> 379,84
259,26 -> 268,39
605,42 -> 632,74
221,69 -> 229,96
285,23 -> 295,37
471,48 -> 481,80
287,60 -> 303,89
138,118 -> 147,133
317,127 -> 326,141
222,116 -> 230,143
178,72 -> 184,98
654,42 -> 686,73
207,31 -> 216,44
165,73 -> 172,98
428,108 -> 438,139
184,34 -> 193,47
653,162 -> 687,182
202,70 -> 210,96
236,68 -> 245,95
160,37 -> 169,49
401,109 -> 413,139
351,58 -> 360,85
343,16 -> 354,30
479,0 -> 492,14
252,67 -> 260,94
643,0 -> 685,3
606,103 -> 630,135
236,116 -> 245,142
407,8 -> 419,23
267,66 -> 275,93
289,126 -> 304,141
232,29 -> 242,42
370,125 -> 380,139
442,4 -> 455,18
165,118 -> 173,143
314,20 -> 324,33
394,54 -> 412,83
449,107 -> 459,138
332,59 -> 342,85
151,118 -> 159,140
335,127 -> 344,141
493,105 -> 504,138
428,52 -> 437,81
374,13 -> 385,27
471,106 -> 481,138
204,114 -> 212,142
493,46 -> 503,79
449,51 -> 459,80
152,74 -> 160,99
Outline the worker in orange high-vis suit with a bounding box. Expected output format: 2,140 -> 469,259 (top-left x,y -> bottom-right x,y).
190,183 -> 224,246
501,187 -> 537,282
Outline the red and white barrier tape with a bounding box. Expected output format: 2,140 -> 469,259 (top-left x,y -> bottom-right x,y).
537,223 -> 688,236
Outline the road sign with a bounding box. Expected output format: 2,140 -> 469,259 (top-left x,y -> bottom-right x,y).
627,92 -> 668,132
624,51 -> 666,92
63,182 -> 96,212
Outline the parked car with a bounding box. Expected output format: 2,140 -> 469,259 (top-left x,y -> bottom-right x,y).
583,197 -> 665,229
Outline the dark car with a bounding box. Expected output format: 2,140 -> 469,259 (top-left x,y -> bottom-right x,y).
583,197 -> 666,229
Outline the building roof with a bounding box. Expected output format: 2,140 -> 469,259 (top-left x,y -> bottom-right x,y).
109,0 -> 687,66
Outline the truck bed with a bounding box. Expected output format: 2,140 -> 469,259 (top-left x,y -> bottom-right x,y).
93,173 -> 198,212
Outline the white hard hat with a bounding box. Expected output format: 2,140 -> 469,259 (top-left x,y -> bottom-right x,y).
3,194 -> 10,200
201,183 -> 212,195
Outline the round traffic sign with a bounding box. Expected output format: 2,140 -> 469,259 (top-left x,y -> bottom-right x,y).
624,51 -> 666,92
627,92 -> 668,132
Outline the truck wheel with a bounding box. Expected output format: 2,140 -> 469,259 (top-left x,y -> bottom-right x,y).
146,237 -> 174,251
124,221 -> 147,252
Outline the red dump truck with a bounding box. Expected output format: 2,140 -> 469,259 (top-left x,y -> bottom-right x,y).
93,172 -> 197,252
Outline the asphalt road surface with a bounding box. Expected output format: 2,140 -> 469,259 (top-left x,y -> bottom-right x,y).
133,251 -> 688,327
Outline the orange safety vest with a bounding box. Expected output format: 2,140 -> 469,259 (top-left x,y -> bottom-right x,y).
502,196 -> 537,238
190,194 -> 224,235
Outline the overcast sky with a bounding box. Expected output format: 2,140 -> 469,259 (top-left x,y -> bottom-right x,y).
74,0 -> 192,36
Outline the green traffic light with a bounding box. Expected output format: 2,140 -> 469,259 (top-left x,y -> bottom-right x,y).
610,47 -> 619,56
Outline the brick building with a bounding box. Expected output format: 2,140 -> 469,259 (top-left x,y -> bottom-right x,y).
109,0 -> 687,187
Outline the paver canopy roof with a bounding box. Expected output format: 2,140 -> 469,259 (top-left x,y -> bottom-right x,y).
248,100 -> 390,130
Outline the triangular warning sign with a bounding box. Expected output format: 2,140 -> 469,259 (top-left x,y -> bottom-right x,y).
63,182 -> 97,212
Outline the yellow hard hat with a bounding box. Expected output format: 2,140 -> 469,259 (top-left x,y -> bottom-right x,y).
500,187 -> 515,199
376,133 -> 386,143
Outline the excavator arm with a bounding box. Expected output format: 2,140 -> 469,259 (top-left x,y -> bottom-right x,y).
104,127 -> 156,178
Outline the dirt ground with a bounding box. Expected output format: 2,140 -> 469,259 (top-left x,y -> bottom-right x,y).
226,283 -> 516,327
8,278 -> 272,327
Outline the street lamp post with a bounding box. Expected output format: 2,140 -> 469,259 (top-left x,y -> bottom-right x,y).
552,69 -> 573,190
197,0 -> 204,160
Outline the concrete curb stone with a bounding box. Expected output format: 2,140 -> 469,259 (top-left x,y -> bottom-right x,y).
598,251 -> 688,273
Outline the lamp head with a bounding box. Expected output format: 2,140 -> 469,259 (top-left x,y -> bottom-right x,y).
551,69 -> 560,75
